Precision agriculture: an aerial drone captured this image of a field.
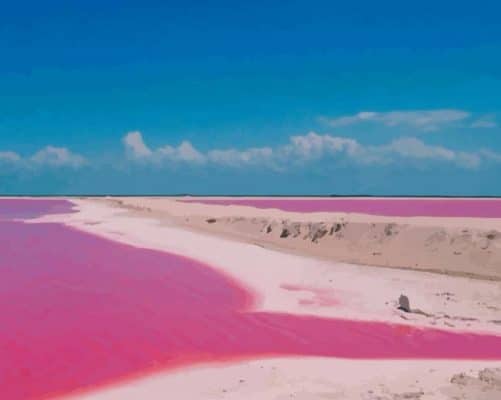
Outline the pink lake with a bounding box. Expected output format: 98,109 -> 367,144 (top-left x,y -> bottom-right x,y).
182,197 -> 501,218
2,199 -> 501,400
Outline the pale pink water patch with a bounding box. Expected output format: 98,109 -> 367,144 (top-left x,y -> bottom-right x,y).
280,283 -> 339,307
182,198 -> 501,218
1,199 -> 501,400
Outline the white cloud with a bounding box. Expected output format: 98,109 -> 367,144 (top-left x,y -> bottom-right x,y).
0,146 -> 86,169
123,131 -> 499,170
480,149 -> 501,162
285,131 -> 360,160
384,137 -> 480,168
263,132 -> 482,169
471,116 -> 497,128
208,147 -> 273,167
319,112 -> 378,128
322,109 -> 471,131
31,146 -> 86,168
159,141 -> 206,163
123,131 -> 206,164
123,131 -> 153,158
0,151 -> 21,163
387,137 -> 455,161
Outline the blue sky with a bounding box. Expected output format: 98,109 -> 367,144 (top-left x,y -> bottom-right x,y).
1,0 -> 501,195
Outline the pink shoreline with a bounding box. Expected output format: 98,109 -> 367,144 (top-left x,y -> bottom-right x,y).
181,198 -> 501,218
2,199 -> 501,400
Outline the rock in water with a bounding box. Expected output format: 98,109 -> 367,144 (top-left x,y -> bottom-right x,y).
398,294 -> 411,312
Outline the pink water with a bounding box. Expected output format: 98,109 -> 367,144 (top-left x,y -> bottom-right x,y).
2,199 -> 501,400
182,198 -> 501,218
0,198 -> 75,219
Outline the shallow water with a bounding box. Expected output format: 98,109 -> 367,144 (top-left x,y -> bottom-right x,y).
1,199 -> 501,399
0,198 -> 75,220
182,198 -> 501,217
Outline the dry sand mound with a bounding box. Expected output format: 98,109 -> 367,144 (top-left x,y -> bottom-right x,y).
103,196 -> 501,280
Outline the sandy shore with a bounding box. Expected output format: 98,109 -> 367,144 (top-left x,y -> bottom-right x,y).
72,358 -> 501,400
94,196 -> 501,281
30,197 -> 501,399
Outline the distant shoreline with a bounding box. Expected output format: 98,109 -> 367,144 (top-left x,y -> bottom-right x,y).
2,194 -> 501,198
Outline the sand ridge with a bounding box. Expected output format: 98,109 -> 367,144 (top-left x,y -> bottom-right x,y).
96,196 -> 501,280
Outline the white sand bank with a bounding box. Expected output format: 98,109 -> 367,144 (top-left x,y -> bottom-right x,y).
33,198 -> 501,334
97,197 -> 501,281
70,358 -> 501,400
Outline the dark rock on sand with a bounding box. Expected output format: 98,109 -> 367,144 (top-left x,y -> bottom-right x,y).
280,228 -> 290,238
310,223 -> 328,242
398,295 -> 411,313
486,230 -> 498,240
329,223 -> 343,235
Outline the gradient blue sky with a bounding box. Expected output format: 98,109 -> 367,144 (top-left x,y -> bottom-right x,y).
1,0 -> 501,195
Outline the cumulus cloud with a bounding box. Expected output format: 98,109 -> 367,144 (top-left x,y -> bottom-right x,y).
321,109 -> 471,131
284,132 -> 360,160
123,131 -> 153,158
123,131 -> 205,164
122,131 -> 362,169
0,146 -> 86,169
31,146 -> 86,168
384,137 -> 480,168
159,141 -> 206,163
281,133 -> 481,168
123,131 -> 499,170
0,151 -> 22,163
208,147 -> 274,167
387,137 -> 455,161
